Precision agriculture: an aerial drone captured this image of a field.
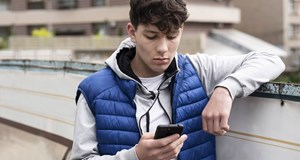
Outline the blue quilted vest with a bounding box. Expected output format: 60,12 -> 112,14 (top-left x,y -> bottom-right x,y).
77,54 -> 216,160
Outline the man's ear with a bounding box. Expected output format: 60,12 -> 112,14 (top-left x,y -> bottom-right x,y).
180,24 -> 185,31
127,23 -> 136,43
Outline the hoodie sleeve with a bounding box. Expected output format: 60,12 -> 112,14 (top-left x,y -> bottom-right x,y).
187,51 -> 285,99
71,95 -> 139,160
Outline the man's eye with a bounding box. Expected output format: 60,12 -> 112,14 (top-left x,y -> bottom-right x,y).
167,36 -> 177,39
167,33 -> 179,39
145,35 -> 157,40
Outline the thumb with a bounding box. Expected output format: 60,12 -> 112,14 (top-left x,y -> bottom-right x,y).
220,116 -> 230,131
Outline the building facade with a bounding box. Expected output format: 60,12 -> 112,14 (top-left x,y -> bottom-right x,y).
0,0 -> 286,63
0,0 -> 239,37
233,0 -> 300,71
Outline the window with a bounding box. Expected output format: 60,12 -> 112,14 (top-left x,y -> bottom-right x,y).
93,0 -> 105,6
290,48 -> 300,68
0,27 -> 10,38
28,0 -> 45,9
0,0 -> 10,11
55,29 -> 85,36
289,0 -> 300,15
93,23 -> 108,36
289,24 -> 300,39
288,24 -> 294,39
295,25 -> 300,39
57,0 -> 77,9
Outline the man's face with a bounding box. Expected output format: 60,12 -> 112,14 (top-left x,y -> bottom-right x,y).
128,23 -> 183,77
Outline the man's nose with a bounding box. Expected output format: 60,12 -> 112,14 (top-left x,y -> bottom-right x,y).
156,38 -> 168,54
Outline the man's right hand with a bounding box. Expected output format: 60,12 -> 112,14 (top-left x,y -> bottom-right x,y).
135,133 -> 187,160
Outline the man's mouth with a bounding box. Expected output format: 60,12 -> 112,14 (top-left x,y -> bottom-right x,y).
153,57 -> 169,65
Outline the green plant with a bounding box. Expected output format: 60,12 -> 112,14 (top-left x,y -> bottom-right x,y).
117,27 -> 124,36
31,27 -> 53,37
273,72 -> 300,83
0,37 -> 8,49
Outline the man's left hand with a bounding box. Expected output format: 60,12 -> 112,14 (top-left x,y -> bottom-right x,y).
202,87 -> 233,136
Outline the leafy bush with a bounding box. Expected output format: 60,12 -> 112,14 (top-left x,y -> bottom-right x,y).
31,28 -> 53,37
274,72 -> 300,83
0,38 -> 8,49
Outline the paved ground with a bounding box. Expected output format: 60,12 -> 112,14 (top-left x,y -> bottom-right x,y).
0,123 -> 70,160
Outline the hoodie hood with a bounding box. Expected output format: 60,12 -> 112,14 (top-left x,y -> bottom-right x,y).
105,38 -> 136,81
105,37 -> 179,89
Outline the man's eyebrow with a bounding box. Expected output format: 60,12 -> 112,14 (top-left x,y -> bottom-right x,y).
143,29 -> 159,34
169,31 -> 179,35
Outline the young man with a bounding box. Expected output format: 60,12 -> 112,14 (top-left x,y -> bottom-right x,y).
71,0 -> 285,160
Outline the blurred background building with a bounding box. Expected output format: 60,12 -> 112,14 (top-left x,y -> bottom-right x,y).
0,0 -> 286,63
1,0 -> 239,36
233,0 -> 300,72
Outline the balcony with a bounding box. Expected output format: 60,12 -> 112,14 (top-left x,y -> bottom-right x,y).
0,59 -> 299,159
57,0 -> 77,9
0,2 -> 9,11
5,35 -> 205,63
0,5 -> 130,26
0,4 -> 239,27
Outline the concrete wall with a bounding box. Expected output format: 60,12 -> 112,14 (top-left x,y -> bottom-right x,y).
0,69 -> 83,141
217,96 -> 300,160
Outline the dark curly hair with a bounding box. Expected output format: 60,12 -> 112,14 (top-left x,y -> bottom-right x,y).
129,0 -> 189,34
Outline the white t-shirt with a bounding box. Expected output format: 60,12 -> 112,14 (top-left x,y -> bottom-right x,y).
136,74 -> 170,134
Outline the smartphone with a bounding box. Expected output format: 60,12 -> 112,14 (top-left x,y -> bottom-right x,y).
154,124 -> 184,139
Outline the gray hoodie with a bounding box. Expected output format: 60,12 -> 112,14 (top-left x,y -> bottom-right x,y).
71,38 -> 285,160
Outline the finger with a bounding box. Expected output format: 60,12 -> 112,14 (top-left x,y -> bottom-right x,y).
160,134 -> 187,153
160,135 -> 187,159
213,115 -> 220,135
220,114 -> 230,132
207,115 -> 214,134
153,134 -> 180,148
160,141 -> 184,160
202,114 -> 208,132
